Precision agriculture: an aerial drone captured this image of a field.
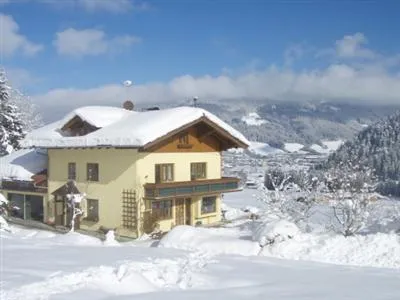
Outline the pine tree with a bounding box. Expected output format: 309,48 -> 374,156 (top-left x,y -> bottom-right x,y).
0,69 -> 26,156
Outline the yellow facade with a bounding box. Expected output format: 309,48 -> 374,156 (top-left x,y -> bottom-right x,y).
46,148 -> 223,237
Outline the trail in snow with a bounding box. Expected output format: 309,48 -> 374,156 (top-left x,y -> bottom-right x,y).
3,251 -> 217,300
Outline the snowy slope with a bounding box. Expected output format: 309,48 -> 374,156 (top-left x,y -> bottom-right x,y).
311,140 -> 344,154
22,106 -> 250,149
0,148 -> 47,181
247,141 -> 284,156
284,142 -> 305,153
322,140 -> 344,151
241,112 -> 267,126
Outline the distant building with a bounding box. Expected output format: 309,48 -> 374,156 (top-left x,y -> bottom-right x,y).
0,105 -> 249,237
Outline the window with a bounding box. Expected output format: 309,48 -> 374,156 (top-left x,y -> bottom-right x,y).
191,162 -> 207,180
86,199 -> 99,222
151,200 -> 172,220
201,196 -> 217,214
178,133 -> 192,149
87,163 -> 99,181
178,133 -> 189,145
155,164 -> 174,183
68,162 -> 76,180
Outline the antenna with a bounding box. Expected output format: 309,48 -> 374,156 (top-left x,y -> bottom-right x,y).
122,80 -> 134,110
193,96 -> 199,107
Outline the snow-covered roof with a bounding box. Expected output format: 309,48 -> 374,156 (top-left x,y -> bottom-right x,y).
21,106 -> 249,149
60,106 -> 134,129
0,148 -> 48,181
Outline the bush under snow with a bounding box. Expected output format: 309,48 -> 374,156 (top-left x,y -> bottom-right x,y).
253,219 -> 300,247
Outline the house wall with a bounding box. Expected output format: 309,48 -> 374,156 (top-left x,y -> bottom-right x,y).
47,134 -> 225,236
135,151 -> 222,232
47,148 -> 138,232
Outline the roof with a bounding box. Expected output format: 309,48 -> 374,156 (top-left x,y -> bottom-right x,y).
60,106 -> 134,129
0,148 -> 48,181
21,106 -> 250,149
52,180 -> 81,196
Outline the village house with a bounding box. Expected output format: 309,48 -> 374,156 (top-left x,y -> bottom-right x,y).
0,104 -> 249,237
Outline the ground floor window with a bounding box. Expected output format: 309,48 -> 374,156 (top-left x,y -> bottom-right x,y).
152,200 -> 173,220
85,199 -> 99,222
8,193 -> 43,221
201,196 -> 217,214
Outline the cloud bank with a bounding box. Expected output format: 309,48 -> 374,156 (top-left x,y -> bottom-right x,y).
26,32 -> 400,120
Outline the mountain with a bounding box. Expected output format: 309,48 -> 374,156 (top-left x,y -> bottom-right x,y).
192,99 -> 400,149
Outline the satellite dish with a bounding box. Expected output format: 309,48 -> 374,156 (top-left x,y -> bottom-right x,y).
123,100 -> 134,111
123,80 -> 133,87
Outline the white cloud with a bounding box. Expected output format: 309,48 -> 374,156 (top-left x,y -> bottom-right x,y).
335,32 -> 376,59
53,28 -> 141,57
75,0 -> 148,13
0,14 -> 43,57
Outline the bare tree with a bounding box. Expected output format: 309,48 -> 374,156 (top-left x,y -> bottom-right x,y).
282,170 -> 323,225
325,163 -> 376,237
260,168 -> 322,226
257,168 -> 292,219
66,182 -> 85,232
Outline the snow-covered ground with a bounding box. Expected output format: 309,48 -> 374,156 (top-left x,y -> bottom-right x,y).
2,189 -> 400,299
2,220 -> 400,300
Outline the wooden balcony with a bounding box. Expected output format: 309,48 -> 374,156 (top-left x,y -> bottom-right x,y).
144,177 -> 241,199
1,179 -> 48,194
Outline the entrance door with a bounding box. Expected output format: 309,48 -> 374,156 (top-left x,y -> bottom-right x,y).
55,200 -> 65,226
175,198 -> 185,225
185,198 -> 191,225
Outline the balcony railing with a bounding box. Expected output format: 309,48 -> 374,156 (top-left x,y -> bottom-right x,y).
144,177 -> 241,199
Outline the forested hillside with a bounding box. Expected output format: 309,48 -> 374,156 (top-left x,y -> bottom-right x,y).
326,111 -> 400,195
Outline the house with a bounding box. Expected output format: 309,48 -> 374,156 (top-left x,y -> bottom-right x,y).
0,105 -> 249,237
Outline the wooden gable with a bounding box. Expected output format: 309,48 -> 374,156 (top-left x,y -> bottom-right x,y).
142,117 -> 248,153
61,115 -> 99,136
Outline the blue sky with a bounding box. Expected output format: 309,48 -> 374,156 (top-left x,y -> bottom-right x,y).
1,0 -> 400,119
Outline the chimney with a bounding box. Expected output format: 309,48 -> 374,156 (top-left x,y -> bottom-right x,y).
123,100 -> 134,111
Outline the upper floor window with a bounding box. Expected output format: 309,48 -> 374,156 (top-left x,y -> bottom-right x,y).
191,162 -> 207,180
178,133 -> 189,145
68,162 -> 76,180
87,163 -> 99,182
177,132 -> 192,149
155,164 -> 174,183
